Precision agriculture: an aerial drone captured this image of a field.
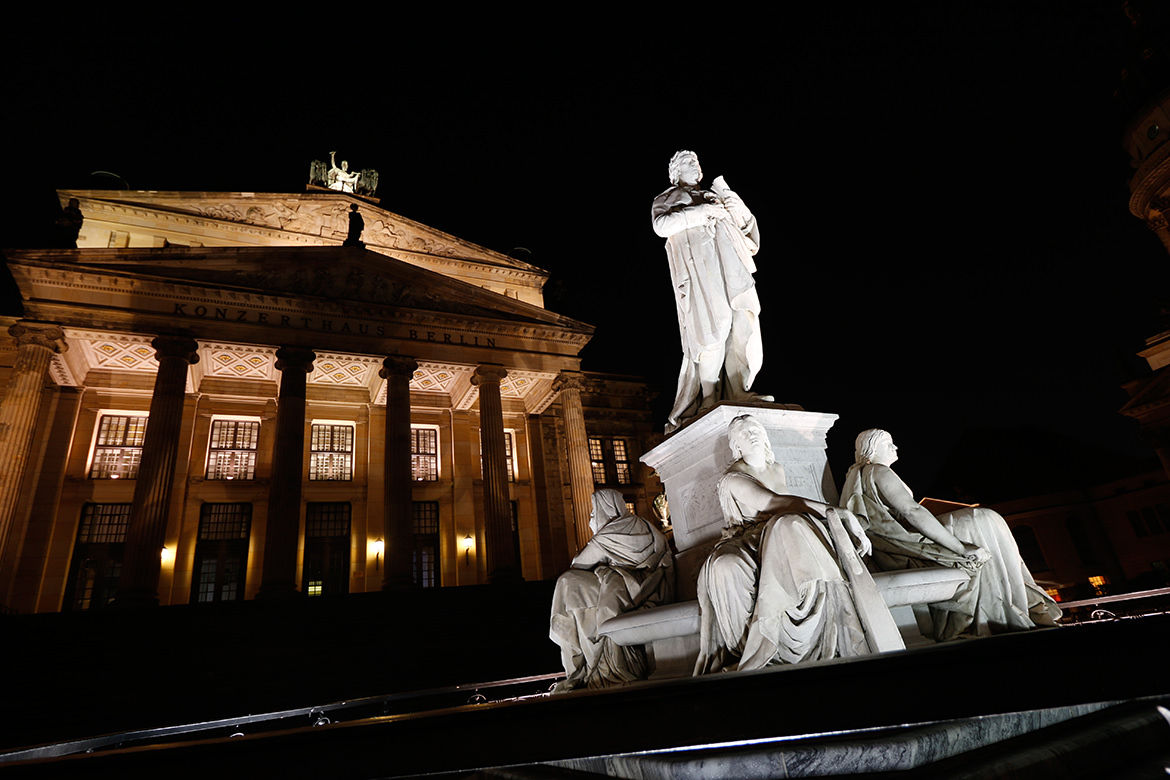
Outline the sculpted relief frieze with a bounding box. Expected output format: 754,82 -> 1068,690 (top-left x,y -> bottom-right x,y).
188,199 -> 469,258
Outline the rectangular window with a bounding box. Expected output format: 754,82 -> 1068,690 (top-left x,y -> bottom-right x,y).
304,503 -> 351,596
309,423 -> 354,481
66,503 -> 130,610
206,418 -> 260,480
612,439 -> 632,485
588,437 -> 635,485
411,426 -> 439,482
191,503 -> 251,604
479,430 -> 517,483
412,501 -> 439,588
89,414 -> 148,479
589,438 -> 606,484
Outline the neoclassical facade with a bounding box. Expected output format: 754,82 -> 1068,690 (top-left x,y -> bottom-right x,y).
0,189 -> 661,612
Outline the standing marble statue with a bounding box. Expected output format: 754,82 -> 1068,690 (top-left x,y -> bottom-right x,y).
840,429 -> 1061,640
550,489 -> 674,691
653,151 -> 766,432
695,415 -> 890,674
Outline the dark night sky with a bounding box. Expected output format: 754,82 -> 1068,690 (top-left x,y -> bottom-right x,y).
5,4 -> 1169,496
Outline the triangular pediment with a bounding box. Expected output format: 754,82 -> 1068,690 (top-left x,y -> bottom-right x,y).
58,190 -> 549,307
31,246 -> 588,331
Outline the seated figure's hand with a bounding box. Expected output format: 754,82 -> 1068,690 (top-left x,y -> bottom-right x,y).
837,508 -> 872,557
961,542 -> 989,564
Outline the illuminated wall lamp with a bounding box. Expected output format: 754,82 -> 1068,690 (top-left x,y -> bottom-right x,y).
160,546 -> 174,565
462,534 -> 474,566
371,538 -> 384,571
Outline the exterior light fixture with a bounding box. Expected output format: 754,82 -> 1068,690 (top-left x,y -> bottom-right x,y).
462,534 -> 474,566
372,538 -> 384,571
160,546 -> 173,565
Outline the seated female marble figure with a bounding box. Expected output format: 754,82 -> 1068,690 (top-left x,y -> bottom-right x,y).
695,415 -> 879,674
550,489 -> 674,691
839,429 -> 1061,641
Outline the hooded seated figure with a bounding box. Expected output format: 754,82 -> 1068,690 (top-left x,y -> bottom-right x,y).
840,429 -> 1061,640
550,489 -> 674,691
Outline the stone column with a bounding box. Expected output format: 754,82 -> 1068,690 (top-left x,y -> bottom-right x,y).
554,372 -> 595,553
0,322 -> 65,563
257,347 -> 315,600
379,355 -> 417,590
473,364 -> 519,583
115,336 -> 199,608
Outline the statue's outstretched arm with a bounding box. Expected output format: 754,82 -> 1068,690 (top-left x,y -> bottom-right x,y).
871,466 -> 974,557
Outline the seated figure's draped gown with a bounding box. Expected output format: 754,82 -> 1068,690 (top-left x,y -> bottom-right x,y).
550,491 -> 674,690
840,464 -> 1060,640
694,473 -> 871,674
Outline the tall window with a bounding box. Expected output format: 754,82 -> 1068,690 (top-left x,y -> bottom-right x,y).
412,426 -> 439,482
206,418 -> 260,480
191,503 -> 251,604
309,423 -> 354,481
612,439 -> 632,484
589,438 -> 606,483
89,414 -> 148,479
412,501 -> 440,588
479,430 -> 516,483
588,437 -> 634,485
304,502 -> 351,597
65,503 -> 130,610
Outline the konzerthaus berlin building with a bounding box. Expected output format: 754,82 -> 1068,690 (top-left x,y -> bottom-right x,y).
0,187 -> 661,613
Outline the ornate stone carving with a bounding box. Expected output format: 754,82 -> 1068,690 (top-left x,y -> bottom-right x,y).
8,322 -> 66,353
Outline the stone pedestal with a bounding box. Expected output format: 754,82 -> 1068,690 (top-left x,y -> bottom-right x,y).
640,403 -> 839,554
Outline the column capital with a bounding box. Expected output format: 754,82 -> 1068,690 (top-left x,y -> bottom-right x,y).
552,371 -> 586,395
151,336 -> 200,364
379,355 -> 418,380
9,322 -> 66,353
472,363 -> 508,386
274,346 -> 316,373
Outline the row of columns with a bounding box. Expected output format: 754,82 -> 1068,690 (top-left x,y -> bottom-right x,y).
0,322 -> 597,606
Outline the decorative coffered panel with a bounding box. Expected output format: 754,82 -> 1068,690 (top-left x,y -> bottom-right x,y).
372,362 -> 474,406
83,336 -> 159,371
311,353 -> 381,389
200,344 -> 278,381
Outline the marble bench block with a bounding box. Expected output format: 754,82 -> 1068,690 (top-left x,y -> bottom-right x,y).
598,567 -> 971,676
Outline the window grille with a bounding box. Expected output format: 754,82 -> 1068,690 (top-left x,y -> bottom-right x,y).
309,423 -> 354,480
412,501 -> 439,588
77,503 -> 131,543
589,438 -> 606,483
412,427 -> 439,481
612,439 -> 632,485
89,415 -> 148,479
206,419 -> 259,480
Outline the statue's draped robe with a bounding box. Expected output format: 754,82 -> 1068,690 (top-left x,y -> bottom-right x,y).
841,464 -> 1061,640
652,184 -> 762,428
550,504 -> 674,690
695,473 -> 870,674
